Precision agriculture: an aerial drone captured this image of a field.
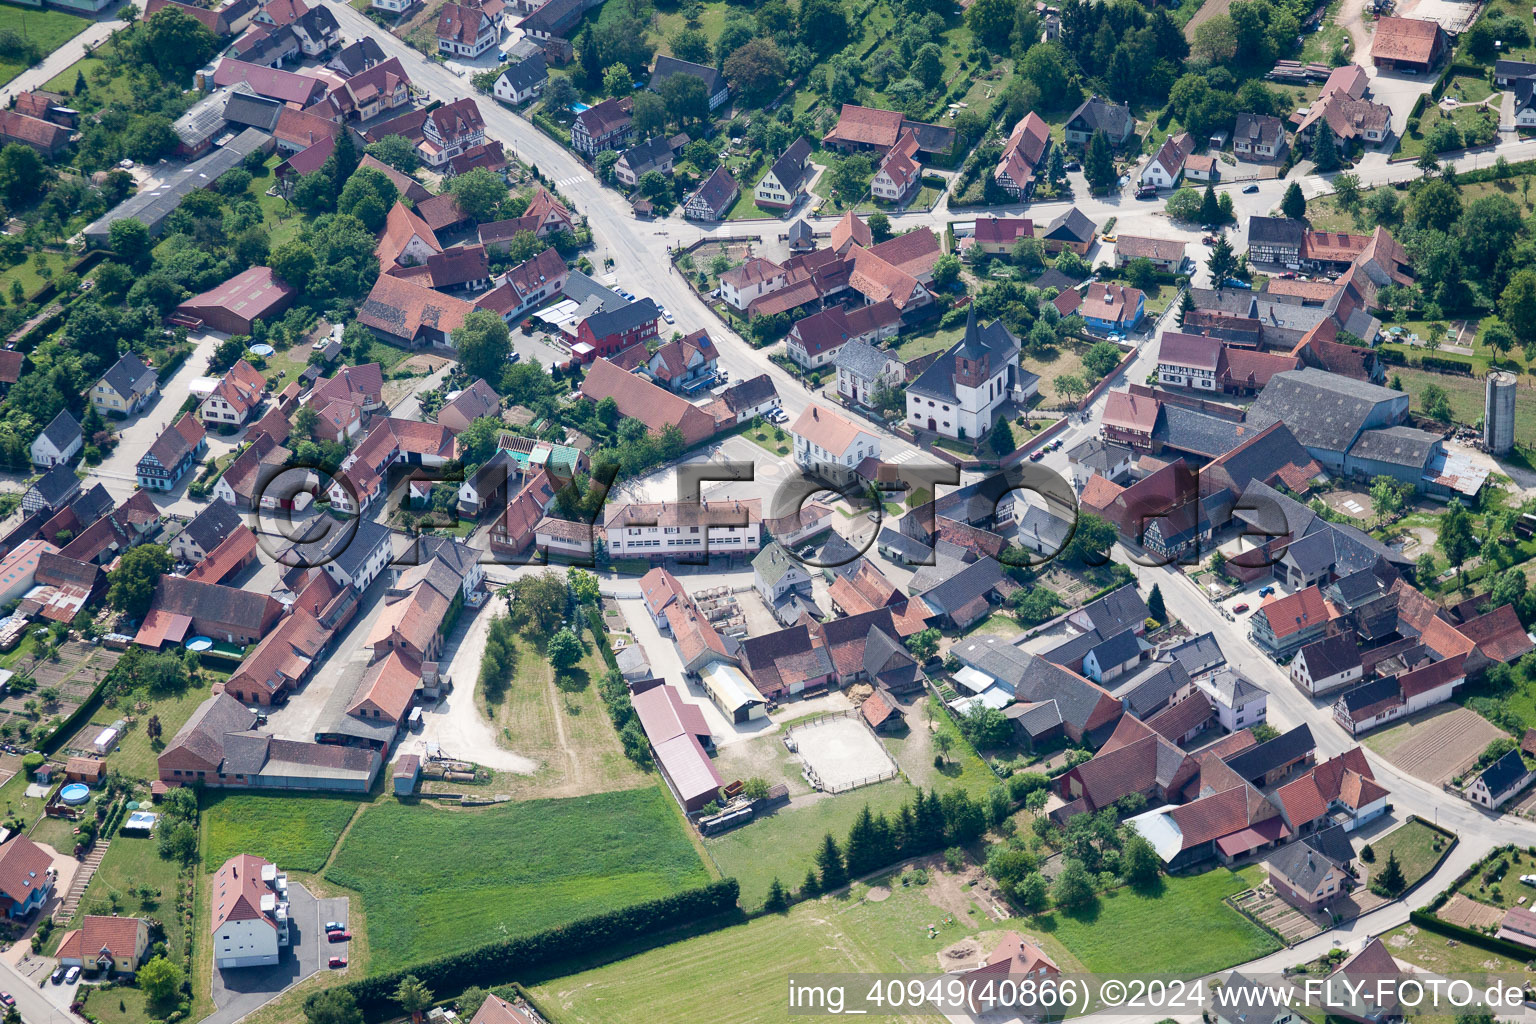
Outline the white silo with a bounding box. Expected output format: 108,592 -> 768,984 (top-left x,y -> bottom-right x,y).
1484,370 -> 1517,455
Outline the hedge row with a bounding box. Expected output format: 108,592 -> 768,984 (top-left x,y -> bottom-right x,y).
1420,355 -> 1474,375
586,604 -> 617,670
1408,909 -> 1536,961
324,879 -> 741,1019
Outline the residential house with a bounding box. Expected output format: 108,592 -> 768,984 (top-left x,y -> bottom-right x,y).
493,52 -> 548,105
614,136 -> 676,185
972,216 -> 1034,256
1080,283 -> 1144,334
1081,628 -> 1142,685
993,112 -> 1051,199
1064,95 -> 1133,148
437,378 -> 501,434
755,137 -> 813,210
1197,668 -> 1268,731
792,402 -> 881,485
1268,830 -> 1351,912
212,854 -> 289,968
605,499 -> 762,560
0,111 -> 70,158
753,542 -> 814,624
92,352 -> 159,418
739,625 -> 835,700
327,57 -> 412,121
872,130 -> 921,202
961,933 -> 1060,1016
954,634 -> 1123,745
579,357 -> 720,447
1139,132 -> 1192,190
31,411 -> 82,469
1467,748 -> 1534,809
1116,235 -> 1186,273
134,576 -> 283,648
1039,207 -> 1096,254
419,98 -> 486,168
1248,216 -> 1308,266
835,338 -> 904,410
1213,974 -> 1296,1024
1157,331 -> 1223,390
786,299 -> 900,369
200,360 -> 267,428
55,916 -> 150,974
1233,113 -> 1286,161
822,103 -> 954,157
475,245 -> 568,324
572,98 -> 632,156
436,3 -> 498,58
1056,714 -> 1195,812
1291,633 -> 1362,695
648,55 -> 729,110
0,837 -> 54,920
1250,585 -> 1337,658
574,298 -> 660,360
357,274 -> 475,349
171,502 -> 244,564
646,329 -> 718,391
683,166 -> 738,221
137,414 -> 207,492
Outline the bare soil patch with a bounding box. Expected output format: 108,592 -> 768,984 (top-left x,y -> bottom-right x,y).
1438,893 -> 1506,930
1375,706 -> 1505,785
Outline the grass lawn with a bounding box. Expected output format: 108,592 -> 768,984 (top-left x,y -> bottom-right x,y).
79,984 -> 170,1024
325,787 -> 709,972
883,700 -> 999,798
1453,847 -> 1536,910
742,423 -> 791,458
0,760 -> 50,824
1379,921 -> 1528,975
704,781 -> 919,910
1022,346 -> 1089,408
894,322 -> 967,362
1030,865 -> 1278,977
1384,366 -> 1536,445
202,792 -> 359,873
245,154 -> 311,248
477,631 -> 651,799
530,879 -> 998,1024
1366,819 -> 1450,892
1395,101 -> 1499,160
1299,0 -> 1350,64
723,165 -> 784,221
0,4 -> 91,86
0,250 -> 74,304
62,833 -> 189,961
71,683 -> 215,785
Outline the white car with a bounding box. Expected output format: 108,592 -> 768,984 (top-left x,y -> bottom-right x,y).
661,308 -> 674,324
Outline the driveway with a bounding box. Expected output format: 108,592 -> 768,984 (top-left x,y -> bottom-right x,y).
205,881 -> 333,1024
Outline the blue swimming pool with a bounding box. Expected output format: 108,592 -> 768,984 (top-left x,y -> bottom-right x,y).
570,102 -> 590,113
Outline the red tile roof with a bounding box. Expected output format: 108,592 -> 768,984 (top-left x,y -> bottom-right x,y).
213,854 -> 275,933
1255,585 -> 1335,639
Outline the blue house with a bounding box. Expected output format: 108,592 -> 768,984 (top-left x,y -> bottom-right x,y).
1080,283 -> 1144,335
0,836 -> 56,919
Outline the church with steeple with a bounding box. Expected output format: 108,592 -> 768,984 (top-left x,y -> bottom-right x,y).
904,308 -> 1028,441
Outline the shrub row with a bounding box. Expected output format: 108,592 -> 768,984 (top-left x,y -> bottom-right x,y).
1408,909 -> 1536,961
1419,355 -> 1474,375
323,879 -> 741,1019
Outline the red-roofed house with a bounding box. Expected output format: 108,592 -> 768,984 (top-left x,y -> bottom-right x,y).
994,112 -> 1051,199
201,359 -> 267,428
1251,585 -> 1338,658
357,273 -> 475,349
212,854 -> 288,967
972,216 -> 1033,255
579,358 -> 720,447
56,916 -> 150,974
962,932 -> 1060,1015
0,836 -> 53,920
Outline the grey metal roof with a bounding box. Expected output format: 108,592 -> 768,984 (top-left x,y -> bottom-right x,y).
1078,584 -> 1149,637
101,351 -> 157,400
1248,368 -> 1404,454
1153,404 -> 1246,458
1004,699 -> 1064,736
1347,425 -> 1439,470
562,269 -> 625,310
1086,627 -> 1140,669
1247,215 -> 1307,247
498,51 -> 547,93
1232,480 -> 1316,541
1033,267 -> 1084,291
38,410 -> 80,452
223,88 -> 283,131
907,310 -> 1019,404
84,128 -> 270,242
1044,207 -> 1095,242
174,87 -> 236,146
1164,631 -> 1225,676
878,526 -> 935,564
1113,659 -> 1190,719
583,297 -> 659,340
1298,633 -> 1361,680
1477,747 -> 1531,797
954,636 -> 1109,730
834,338 -> 894,380
1067,437 -> 1132,474
1223,723 -> 1315,781
917,555 -> 1002,615
1191,287 -> 1259,316
1201,667 -> 1266,708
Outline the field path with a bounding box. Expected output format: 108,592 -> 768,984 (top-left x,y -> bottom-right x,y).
319,804 -> 369,875
545,673 -> 585,786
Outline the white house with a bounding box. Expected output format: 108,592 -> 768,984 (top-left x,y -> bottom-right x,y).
1139,132 -> 1192,191
604,500 -> 762,560
30,410 -> 82,468
1291,635 -> 1362,696
904,309 -> 1024,442
790,403 -> 881,486
1196,668 -> 1268,732
492,53 -> 547,105
752,541 -> 813,612
718,258 -> 784,312
212,854 -> 289,969
436,2 -> 498,59
835,339 -> 904,411
1467,748 -> 1535,809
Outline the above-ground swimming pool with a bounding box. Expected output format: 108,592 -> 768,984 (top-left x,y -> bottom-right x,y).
59,783 -> 89,805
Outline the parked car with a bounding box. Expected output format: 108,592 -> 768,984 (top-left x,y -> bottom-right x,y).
1280,271 -> 1297,279
1066,160 -> 1082,171
661,308 -> 674,324
329,957 -> 348,969
51,967 -> 66,985
64,968 -> 79,985
1243,184 -> 1259,194
1233,602 -> 1250,614
328,930 -> 351,942
1102,234 -> 1118,243
325,921 -> 345,932
1258,585 -> 1275,597
1029,450 -> 1045,461
1,991 -> 15,1006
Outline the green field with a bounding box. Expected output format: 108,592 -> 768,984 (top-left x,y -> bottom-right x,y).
1032,865 -> 1278,977
1367,819 -> 1451,893
531,878 -> 997,1024
1453,847 -> 1536,910
202,792 -> 359,873
324,788 -> 710,971
59,833 -> 190,962
1379,921 -> 1528,976
703,781 -> 918,910
0,4 -> 91,87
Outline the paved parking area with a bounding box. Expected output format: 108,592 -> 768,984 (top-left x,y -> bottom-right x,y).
205,883 -> 343,1024
510,329 -> 569,370
263,580 -> 389,741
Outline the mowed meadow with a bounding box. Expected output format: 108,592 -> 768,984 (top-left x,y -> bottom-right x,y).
320,787 -> 712,971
